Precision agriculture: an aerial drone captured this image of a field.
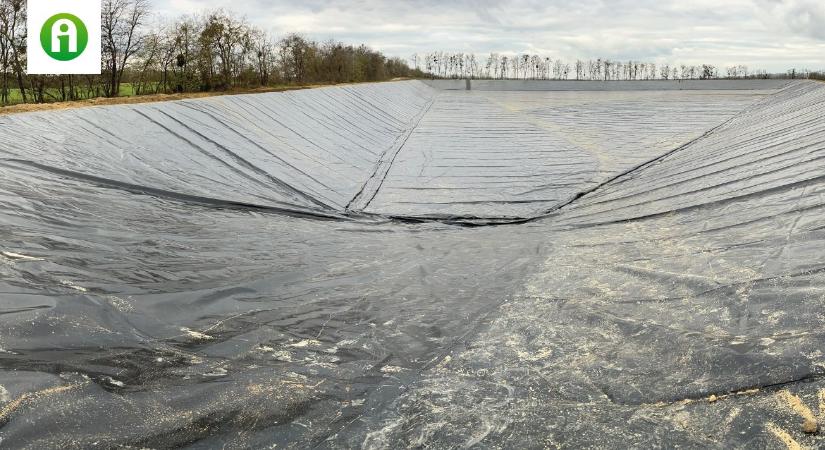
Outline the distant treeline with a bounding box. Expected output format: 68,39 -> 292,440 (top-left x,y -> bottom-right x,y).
3,0 -> 822,107
0,0 -> 424,105
809,71 -> 825,81
414,52 -> 822,81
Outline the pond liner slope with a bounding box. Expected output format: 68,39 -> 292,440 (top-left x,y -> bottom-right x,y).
1,80 -> 825,448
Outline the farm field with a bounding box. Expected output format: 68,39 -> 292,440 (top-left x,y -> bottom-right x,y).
1,83 -> 154,104
0,82 -> 352,114
1,79 -> 825,448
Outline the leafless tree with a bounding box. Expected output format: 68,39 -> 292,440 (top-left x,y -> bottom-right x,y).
660,64 -> 670,80
102,0 -> 150,96
0,0 -> 26,102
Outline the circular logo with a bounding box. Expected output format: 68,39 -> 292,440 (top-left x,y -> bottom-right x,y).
40,13 -> 88,61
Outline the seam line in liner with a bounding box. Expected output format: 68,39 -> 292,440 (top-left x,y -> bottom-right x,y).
0,159 -> 352,221
364,83 -> 806,226
377,105 -> 748,226
530,83 -> 797,217
345,91 -> 437,212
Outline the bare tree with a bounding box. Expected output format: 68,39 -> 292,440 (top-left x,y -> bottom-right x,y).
700,64 -> 716,80
0,0 -> 26,103
0,2 -> 10,103
102,0 -> 150,97
553,60 -> 564,80
131,29 -> 162,95
660,64 -> 670,80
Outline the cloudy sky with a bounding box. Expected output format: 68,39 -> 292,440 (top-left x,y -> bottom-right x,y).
154,0 -> 825,72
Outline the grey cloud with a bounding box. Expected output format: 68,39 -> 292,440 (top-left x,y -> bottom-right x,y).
759,0 -> 825,40
155,0 -> 825,71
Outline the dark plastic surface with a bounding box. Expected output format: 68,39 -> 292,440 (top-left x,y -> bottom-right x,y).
1,80 -> 824,448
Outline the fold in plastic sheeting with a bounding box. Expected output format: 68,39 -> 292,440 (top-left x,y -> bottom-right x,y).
2,79 -> 825,448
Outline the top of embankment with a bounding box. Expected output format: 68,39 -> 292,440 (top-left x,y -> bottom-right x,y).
423,78 -> 795,91
0,80 -> 414,116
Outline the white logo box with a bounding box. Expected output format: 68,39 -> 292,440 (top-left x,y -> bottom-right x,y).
27,0 -> 101,75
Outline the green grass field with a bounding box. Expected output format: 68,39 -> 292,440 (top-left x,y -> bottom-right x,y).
1,83 -> 159,105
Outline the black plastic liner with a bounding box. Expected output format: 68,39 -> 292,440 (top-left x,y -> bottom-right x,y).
1,80 -> 824,448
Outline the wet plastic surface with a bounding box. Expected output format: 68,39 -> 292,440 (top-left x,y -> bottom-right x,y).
1,80 -> 825,448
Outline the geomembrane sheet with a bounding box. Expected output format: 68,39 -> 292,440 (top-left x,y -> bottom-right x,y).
1,79 -> 825,448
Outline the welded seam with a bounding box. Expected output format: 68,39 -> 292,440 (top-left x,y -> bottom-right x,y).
345,93 -> 437,212
3,82 -> 808,228
565,171 -> 825,230
536,103 -> 763,215
635,372 -> 825,408
0,158 -> 353,221
368,83 -> 808,226
489,82 -> 802,224
547,82 -> 816,210
573,94 -> 825,208
148,108 -> 336,210
562,152 -> 825,223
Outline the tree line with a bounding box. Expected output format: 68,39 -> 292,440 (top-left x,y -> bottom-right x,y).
0,0 -> 424,105
3,0 -> 822,107
413,52 -> 821,81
